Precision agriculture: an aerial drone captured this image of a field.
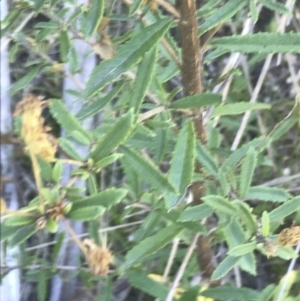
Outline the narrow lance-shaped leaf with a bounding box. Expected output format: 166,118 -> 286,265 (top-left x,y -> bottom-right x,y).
10,66 -> 40,96
85,19 -> 171,98
239,147 -> 257,197
120,146 -> 176,194
59,30 -> 71,62
200,287 -> 259,300
84,0 -> 104,38
170,93 -> 222,109
258,0 -> 291,15
234,201 -> 257,234
196,141 -> 219,177
269,196 -> 300,221
211,256 -> 241,281
179,203 -> 213,222
120,225 -> 181,270
228,241 -> 257,257
202,195 -> 237,216
245,186 -> 292,202
129,0 -> 144,15
261,211 -> 270,237
132,47 -> 157,113
90,110 -> 134,161
199,0 -> 247,35
68,206 -> 104,221
10,225 -> 38,247
210,32 -> 300,53
50,99 -> 91,140
210,102 -> 271,118
59,137 -> 84,161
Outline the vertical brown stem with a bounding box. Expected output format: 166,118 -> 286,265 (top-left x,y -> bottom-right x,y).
176,0 -> 218,284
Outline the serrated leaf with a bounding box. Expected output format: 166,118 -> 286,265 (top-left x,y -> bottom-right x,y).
10,66 -> 40,96
71,188 -> 128,211
68,206 -> 104,221
258,0 -> 291,15
84,0 -> 104,37
132,47 -> 157,113
169,121 -> 195,193
199,0 -> 247,35
126,270 -> 169,299
59,137 -> 84,161
179,204 -> 213,222
261,211 -> 270,237
200,287 -> 258,300
234,201 -> 257,234
221,137 -> 263,170
210,102 -> 271,118
239,147 -> 257,197
59,30 -> 71,62
120,146 -> 176,194
90,110 -> 134,161
269,196 -> 300,221
211,256 -> 241,281
202,195 -> 237,215
170,93 -> 222,109
210,33 -> 300,53
50,99 -> 91,140
245,186 -> 292,202
228,241 -> 256,257
77,82 -> 124,121
71,130 -> 91,145
196,141 -> 219,177
121,225 -> 181,270
10,225 -> 38,247
85,19 -> 171,98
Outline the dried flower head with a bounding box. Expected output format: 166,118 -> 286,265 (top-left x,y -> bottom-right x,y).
14,94 -> 57,162
82,238 -> 113,276
36,216 -> 47,229
276,225 -> 300,247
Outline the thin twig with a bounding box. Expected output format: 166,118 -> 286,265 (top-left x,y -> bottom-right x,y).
165,234 -> 199,301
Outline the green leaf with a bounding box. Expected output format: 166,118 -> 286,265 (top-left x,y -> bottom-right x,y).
126,270 -> 169,299
59,137 -> 84,161
68,206 -> 104,221
179,204 -> 213,222
169,121 -> 195,193
200,287 -> 258,300
261,211 -> 270,237
249,0 -> 259,24
210,102 -> 271,118
129,0 -> 144,15
170,93 -> 222,109
71,188 -> 128,211
37,157 -> 53,182
255,284 -> 275,301
95,154 -> 123,170
84,0 -> 104,37
10,225 -> 38,247
239,147 -> 257,197
202,195 -> 237,216
258,0 -> 291,15
120,146 -> 176,194
199,0 -> 247,35
134,212 -> 161,241
59,30 -> 71,62
37,270 -> 47,301
71,130 -> 91,145
269,196 -> 300,221
51,232 -> 65,262
52,160 -> 63,183
221,137 -> 263,170
228,241 -> 256,257
270,117 -> 297,142
46,219 -> 59,233
90,110 -> 134,161
245,186 -> 292,202
178,287 -> 200,301
50,99 -> 91,140
0,224 -> 21,241
85,19 -> 171,98
211,256 -> 241,281
210,33 -> 300,53
196,141 -> 219,177
132,47 -> 157,113
98,278 -> 113,301
234,201 -> 257,234
121,225 -> 181,270
4,215 -> 35,227
77,82 -> 124,121
10,66 -> 40,96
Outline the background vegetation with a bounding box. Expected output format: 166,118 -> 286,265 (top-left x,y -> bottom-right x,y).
1,0 -> 300,301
